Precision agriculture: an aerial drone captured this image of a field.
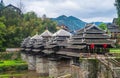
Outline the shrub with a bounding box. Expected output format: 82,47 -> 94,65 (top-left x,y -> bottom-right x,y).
15,64 -> 28,71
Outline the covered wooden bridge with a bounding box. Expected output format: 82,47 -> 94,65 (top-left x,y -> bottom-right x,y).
20,24 -> 117,78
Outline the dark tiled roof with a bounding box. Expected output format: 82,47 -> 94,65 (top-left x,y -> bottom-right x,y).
67,45 -> 86,49
32,49 -> 41,52
43,50 -> 54,54
40,30 -> 53,37
57,51 -> 80,57
46,35 -> 70,49
84,39 -> 113,44
68,24 -> 114,49
77,25 -> 105,34
53,29 -> 72,37
72,34 -> 110,39
107,23 -> 120,33
21,37 -> 31,47
85,34 -> 110,38
25,48 -> 31,52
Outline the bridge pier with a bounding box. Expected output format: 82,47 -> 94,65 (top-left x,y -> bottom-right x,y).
28,54 -> 36,70
36,56 -> 49,76
49,58 -> 71,78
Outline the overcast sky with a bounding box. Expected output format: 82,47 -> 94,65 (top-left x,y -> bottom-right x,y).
4,0 -> 117,22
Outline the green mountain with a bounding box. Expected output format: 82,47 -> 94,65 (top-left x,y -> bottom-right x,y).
51,15 -> 86,31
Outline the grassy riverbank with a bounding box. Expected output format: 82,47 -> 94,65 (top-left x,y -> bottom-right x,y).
0,52 -> 28,73
0,60 -> 27,66
110,48 -> 120,53
0,71 -> 49,78
0,73 -> 24,78
0,60 -> 28,73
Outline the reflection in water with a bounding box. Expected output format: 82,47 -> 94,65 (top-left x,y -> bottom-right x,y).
0,71 -> 48,78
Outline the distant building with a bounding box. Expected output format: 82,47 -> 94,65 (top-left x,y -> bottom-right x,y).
107,19 -> 120,44
64,24 -> 115,54
0,0 -> 22,16
0,0 -> 4,11
56,24 -> 70,32
41,14 -> 47,20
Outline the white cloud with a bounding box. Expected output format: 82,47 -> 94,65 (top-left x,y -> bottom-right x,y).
3,0 -> 117,22
83,17 -> 114,23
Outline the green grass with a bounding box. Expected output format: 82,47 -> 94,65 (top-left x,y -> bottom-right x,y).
0,74 -> 23,77
110,48 -> 120,53
0,60 -> 27,67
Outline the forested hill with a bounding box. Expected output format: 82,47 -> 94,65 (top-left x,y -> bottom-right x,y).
0,4 -> 57,50
51,15 -> 86,31
51,15 -> 105,31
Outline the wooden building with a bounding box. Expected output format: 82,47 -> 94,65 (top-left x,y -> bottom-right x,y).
20,25 -> 115,77
44,29 -> 72,55
31,34 -> 44,53
21,36 -> 31,52
107,23 -> 120,39
107,23 -> 120,45
57,24 -> 114,58
40,29 -> 53,43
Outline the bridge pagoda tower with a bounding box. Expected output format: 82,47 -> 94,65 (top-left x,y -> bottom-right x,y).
57,24 -> 115,66
44,29 -> 72,77
34,30 -> 52,76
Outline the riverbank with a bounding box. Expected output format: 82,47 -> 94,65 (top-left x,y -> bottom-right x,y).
0,52 -> 28,74
0,71 -> 49,78
0,60 -> 28,73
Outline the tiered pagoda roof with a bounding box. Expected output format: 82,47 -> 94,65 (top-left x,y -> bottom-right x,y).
21,30 -> 53,53
31,34 -> 44,52
56,24 -> 115,57
40,30 -> 53,37
21,36 -> 31,51
40,30 -> 53,43
107,23 -> 120,33
25,38 -> 34,52
47,29 -> 71,46
44,29 -> 72,53
53,29 -> 71,37
67,24 -> 114,49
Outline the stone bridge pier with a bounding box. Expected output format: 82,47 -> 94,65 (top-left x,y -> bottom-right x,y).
27,54 -> 36,70
36,55 -> 49,76
49,57 -> 71,78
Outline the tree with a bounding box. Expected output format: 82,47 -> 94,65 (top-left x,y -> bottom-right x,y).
98,23 -> 107,31
0,6 -> 57,48
115,0 -> 120,27
0,21 -> 6,51
115,0 -> 120,17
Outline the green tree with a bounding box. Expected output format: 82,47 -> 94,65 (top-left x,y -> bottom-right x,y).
98,23 -> 107,31
0,8 -> 57,48
115,0 -> 120,17
0,21 -> 6,51
115,0 -> 120,27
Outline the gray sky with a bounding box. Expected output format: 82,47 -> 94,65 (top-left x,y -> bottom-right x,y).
4,0 -> 117,22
